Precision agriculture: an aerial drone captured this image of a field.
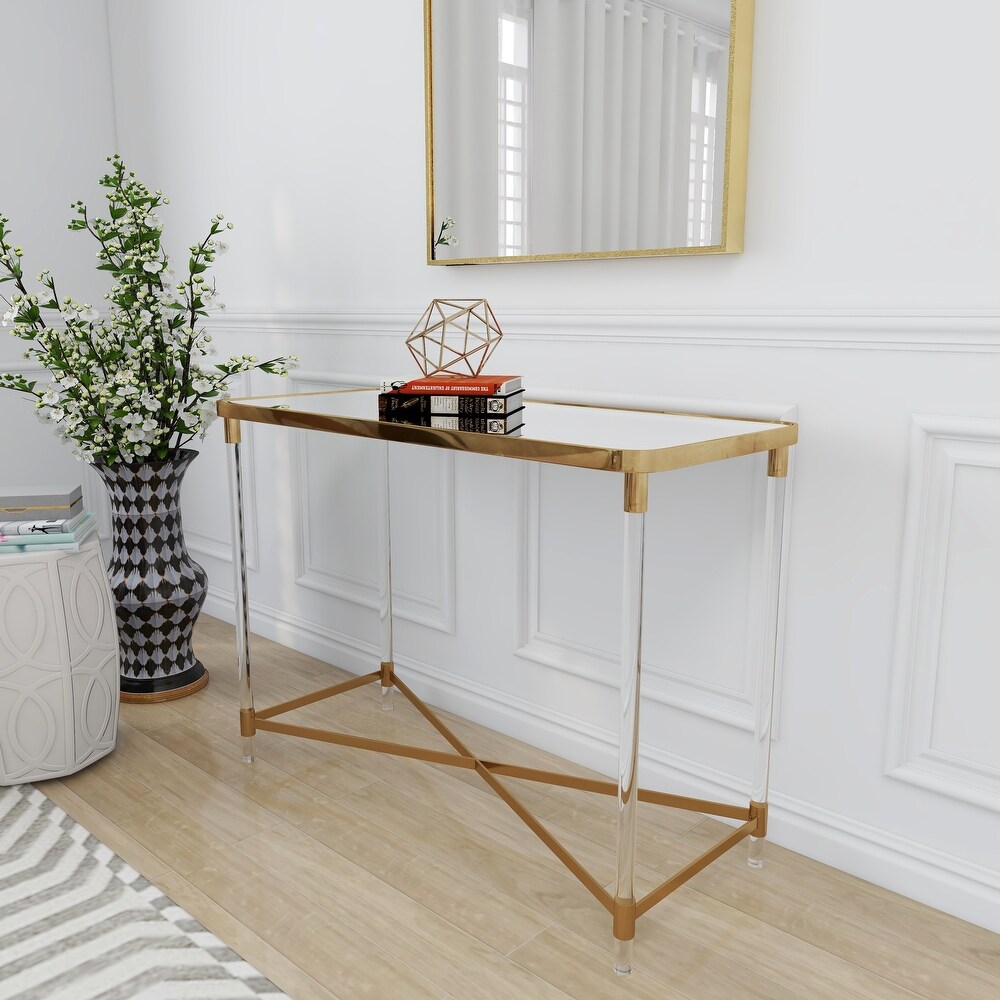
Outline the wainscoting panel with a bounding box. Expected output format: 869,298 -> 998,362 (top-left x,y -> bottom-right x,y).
517,453 -> 768,729
290,372 -> 456,633
515,391 -> 794,732
886,415 -> 1000,812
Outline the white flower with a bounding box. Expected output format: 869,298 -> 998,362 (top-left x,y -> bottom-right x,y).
0,163 -> 301,466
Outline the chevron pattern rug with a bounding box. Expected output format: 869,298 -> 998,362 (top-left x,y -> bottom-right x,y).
0,784 -> 287,999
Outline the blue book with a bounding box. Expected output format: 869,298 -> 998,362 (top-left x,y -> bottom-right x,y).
0,513 -> 97,553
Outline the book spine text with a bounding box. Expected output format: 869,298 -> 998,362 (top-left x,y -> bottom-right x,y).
378,392 -> 523,416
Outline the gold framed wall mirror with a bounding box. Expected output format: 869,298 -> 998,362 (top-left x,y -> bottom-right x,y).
424,0 -> 754,265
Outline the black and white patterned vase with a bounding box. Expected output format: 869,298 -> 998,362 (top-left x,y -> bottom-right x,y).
94,449 -> 208,702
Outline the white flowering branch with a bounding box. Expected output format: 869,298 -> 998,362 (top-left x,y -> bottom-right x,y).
431,216 -> 457,260
0,154 -> 298,465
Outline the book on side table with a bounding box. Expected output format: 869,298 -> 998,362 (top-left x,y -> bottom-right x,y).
378,390 -> 524,418
0,483 -> 83,523
378,374 -> 526,436
380,374 -> 522,395
0,483 -> 97,554
379,410 -> 525,436
0,509 -> 86,537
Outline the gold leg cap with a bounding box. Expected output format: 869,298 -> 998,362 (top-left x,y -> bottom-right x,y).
239,708 -> 257,737
613,896 -> 637,941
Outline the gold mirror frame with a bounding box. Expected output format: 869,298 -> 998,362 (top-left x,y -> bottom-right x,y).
424,0 -> 754,265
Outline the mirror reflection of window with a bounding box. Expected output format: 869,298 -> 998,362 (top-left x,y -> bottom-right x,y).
498,6 -> 530,255
431,0 -> 731,259
688,30 -> 726,246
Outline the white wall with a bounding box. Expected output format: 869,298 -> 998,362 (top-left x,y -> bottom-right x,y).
0,0 -> 118,513
6,0 -> 1000,932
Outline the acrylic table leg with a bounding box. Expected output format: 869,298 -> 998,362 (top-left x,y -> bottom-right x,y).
749,448 -> 788,867
225,419 -> 256,763
378,439 -> 394,711
614,472 -> 647,975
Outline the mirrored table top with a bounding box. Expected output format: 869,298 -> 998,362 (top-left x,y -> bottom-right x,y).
218,388 -> 797,474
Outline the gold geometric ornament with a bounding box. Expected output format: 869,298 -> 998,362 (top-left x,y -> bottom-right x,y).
406,299 -> 503,377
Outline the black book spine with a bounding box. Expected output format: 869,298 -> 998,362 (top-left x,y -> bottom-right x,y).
454,391 -> 524,415
379,391 -> 524,416
378,393 -> 430,418
377,411 -> 523,434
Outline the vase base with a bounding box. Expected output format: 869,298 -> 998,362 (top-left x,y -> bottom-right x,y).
120,661 -> 209,704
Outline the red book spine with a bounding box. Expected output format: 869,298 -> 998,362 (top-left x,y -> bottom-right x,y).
391,375 -> 521,395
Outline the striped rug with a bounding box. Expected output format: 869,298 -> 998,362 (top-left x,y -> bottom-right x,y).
0,784 -> 287,1000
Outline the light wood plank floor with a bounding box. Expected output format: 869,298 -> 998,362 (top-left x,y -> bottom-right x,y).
42,617 -> 1000,1000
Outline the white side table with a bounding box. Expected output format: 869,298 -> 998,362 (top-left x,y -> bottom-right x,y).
0,534 -> 120,784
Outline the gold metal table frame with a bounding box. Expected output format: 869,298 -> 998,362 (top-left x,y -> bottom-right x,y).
218,389 -> 796,976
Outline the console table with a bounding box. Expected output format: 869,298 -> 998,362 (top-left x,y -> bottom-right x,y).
217,388 -> 797,975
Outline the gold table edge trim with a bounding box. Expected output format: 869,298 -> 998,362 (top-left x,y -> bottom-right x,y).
217,391 -> 797,474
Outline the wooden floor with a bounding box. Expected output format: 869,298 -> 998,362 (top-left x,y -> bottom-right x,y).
42,617 -> 1000,1000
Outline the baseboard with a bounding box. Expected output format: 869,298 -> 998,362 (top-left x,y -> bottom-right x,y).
202,587 -> 378,679
201,589 -> 1000,935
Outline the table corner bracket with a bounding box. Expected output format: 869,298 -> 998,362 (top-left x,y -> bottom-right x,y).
749,799 -> 769,838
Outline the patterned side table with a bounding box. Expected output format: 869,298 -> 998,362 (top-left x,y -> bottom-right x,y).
0,534 -> 120,784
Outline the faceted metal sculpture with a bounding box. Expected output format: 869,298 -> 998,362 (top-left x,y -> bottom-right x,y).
406,299 -> 503,377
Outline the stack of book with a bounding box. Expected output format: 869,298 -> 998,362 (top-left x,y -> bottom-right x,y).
0,484 -> 98,555
378,374 -> 525,436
